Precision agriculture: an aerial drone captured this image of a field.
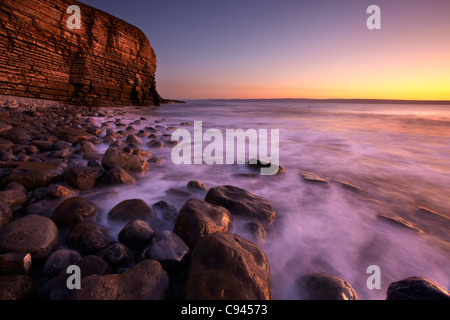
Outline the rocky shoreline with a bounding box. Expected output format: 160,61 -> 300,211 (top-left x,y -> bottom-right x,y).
0,95 -> 449,300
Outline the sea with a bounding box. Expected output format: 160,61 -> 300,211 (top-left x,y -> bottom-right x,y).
84,99 -> 450,300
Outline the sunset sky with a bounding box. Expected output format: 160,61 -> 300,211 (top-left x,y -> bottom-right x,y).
80,0 -> 450,100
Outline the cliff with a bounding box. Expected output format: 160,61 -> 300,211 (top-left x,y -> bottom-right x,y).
0,0 -> 162,106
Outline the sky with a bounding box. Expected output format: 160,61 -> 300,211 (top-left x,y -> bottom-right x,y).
78,0 -> 450,100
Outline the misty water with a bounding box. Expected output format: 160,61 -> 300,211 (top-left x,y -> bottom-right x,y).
82,100 -> 450,300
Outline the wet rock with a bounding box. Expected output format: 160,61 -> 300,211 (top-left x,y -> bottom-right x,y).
387,276 -> 450,300
0,200 -> 13,229
0,161 -> 65,190
147,140 -> 164,149
300,171 -> 329,184
118,220 -> 156,248
0,137 -> 14,148
0,214 -> 59,260
53,127 -> 95,145
104,167 -> 136,185
47,184 -> 76,198
296,273 -> 359,300
108,199 -> 155,223
43,249 -> 82,278
3,127 -> 31,144
244,222 -> 267,242
126,134 -> 143,145
64,166 -> 105,190
97,243 -> 133,267
174,198 -> 232,249
205,185 -> 276,227
47,255 -> 111,300
152,200 -> 178,222
247,158 -> 285,175
182,232 -> 271,300
331,179 -> 366,194
31,140 -> 53,151
102,147 -> 149,174
187,180 -> 209,192
142,230 -> 189,270
52,140 -> 73,151
0,189 -> 27,207
0,253 -> 32,275
5,181 -> 28,194
66,222 -> 112,255
51,197 -> 98,227
0,274 -> 35,300
74,260 -> 169,300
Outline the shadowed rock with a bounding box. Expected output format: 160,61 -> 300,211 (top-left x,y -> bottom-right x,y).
387,276 -> 450,300
296,273 -> 359,300
108,199 -> 155,223
51,197 -> 98,227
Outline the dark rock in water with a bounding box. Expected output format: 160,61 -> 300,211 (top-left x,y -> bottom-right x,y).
147,140 -> 164,149
74,260 -> 169,300
247,158 -> 285,175
0,200 -> 13,229
331,179 -> 366,194
0,252 -> 32,275
126,134 -> 143,145
51,197 -> 98,227
0,274 -> 35,300
0,189 -> 27,207
387,276 -> 450,300
102,147 -> 149,174
0,161 -> 64,190
52,140 -> 72,151
141,230 -> 189,270
0,214 -> 59,260
66,222 -> 112,255
64,166 -> 105,190
174,198 -> 232,249
47,184 -> 76,198
244,222 -> 267,242
0,137 -> 14,148
152,200 -> 179,222
118,220 -> 156,248
97,243 -> 133,267
31,140 -> 53,151
104,167 -> 136,185
43,249 -> 82,278
47,255 -> 111,300
53,127 -> 95,145
377,215 -> 424,234
2,127 -> 31,144
181,232 -> 271,300
296,273 -> 359,300
187,180 -> 209,192
300,171 -> 329,185
108,199 -> 155,223
205,185 -> 276,227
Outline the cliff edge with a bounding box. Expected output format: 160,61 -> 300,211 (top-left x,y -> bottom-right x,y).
0,0 -> 162,106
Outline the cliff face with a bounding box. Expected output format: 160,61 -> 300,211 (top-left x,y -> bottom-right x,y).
0,0 -> 162,106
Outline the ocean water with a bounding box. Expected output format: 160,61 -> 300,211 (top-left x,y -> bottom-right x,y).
85,100 -> 450,300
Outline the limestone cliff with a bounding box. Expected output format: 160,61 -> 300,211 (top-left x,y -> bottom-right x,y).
0,0 -> 162,106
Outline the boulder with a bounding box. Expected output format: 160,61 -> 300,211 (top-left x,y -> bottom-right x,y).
97,242 -> 133,267
64,166 -> 105,190
51,197 -> 98,227
0,274 -> 35,300
142,230 -> 189,270
47,184 -> 76,198
296,273 -> 359,300
118,220 -> 156,248
0,189 -> 28,207
108,199 -> 155,223
102,147 -> 149,174
187,180 -> 209,192
0,200 -> 13,229
0,252 -> 32,275
174,198 -> 232,248
74,260 -> 169,300
43,249 -> 82,278
205,185 -> 276,227
300,171 -> 329,184
387,276 -> 450,300
53,127 -> 95,144
104,167 -> 136,185
66,222 -> 112,255
0,161 -> 64,190
0,214 -> 59,260
181,232 -> 271,300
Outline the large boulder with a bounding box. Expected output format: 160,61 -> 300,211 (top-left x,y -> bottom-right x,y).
43,249 -> 82,278
53,127 -> 95,145
0,274 -> 35,300
0,214 -> 59,260
108,199 -> 155,223
102,147 -> 149,174
66,222 -> 112,255
74,260 -> 169,300
387,276 -> 450,300
51,197 -> 98,227
296,273 -> 359,300
0,189 -> 27,207
0,161 -> 64,190
118,220 -> 156,248
181,232 -> 271,300
64,166 -> 105,190
174,198 -> 233,248
205,185 -> 276,227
